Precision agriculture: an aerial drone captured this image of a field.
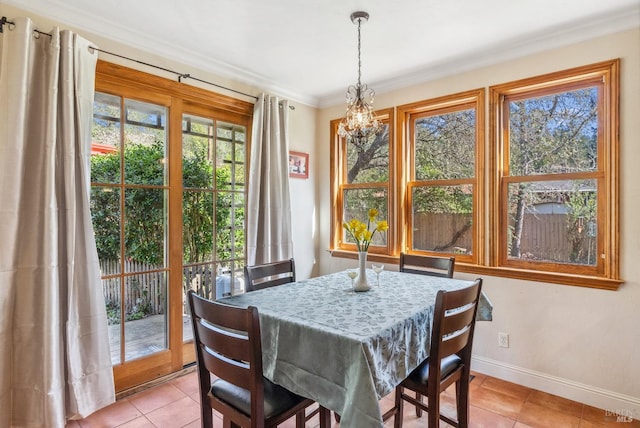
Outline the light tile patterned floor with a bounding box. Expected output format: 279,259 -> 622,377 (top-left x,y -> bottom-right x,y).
66,370 -> 639,428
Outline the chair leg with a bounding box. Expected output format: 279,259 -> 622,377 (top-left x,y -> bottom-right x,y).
415,392 -> 423,417
394,387 -> 404,428
428,391 -> 439,428
456,378 -> 470,428
296,410 -> 305,427
318,406 -> 331,428
201,404 -> 214,427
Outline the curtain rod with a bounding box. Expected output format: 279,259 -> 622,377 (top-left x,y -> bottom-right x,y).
0,16 -> 296,109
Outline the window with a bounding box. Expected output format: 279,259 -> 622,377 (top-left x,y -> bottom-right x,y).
490,60 -> 620,287
330,108 -> 394,256
330,60 -> 620,289
399,89 -> 484,264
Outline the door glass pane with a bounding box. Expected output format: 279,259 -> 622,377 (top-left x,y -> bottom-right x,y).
183,190 -> 214,264
124,188 -> 167,270
123,272 -> 167,361
233,193 -> 245,259
217,192 -> 234,261
183,114 -> 214,189
104,277 -> 121,366
412,185 -> 473,254
506,179 -> 597,265
124,99 -> 167,185
217,261 -> 244,298
92,186 -> 121,274
92,93 -> 121,184
183,262 -> 216,302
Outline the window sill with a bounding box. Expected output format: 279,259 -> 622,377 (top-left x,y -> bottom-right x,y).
329,250 -> 399,265
329,250 -> 623,290
454,264 -> 622,290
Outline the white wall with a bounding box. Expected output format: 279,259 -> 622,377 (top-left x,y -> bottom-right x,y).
317,28 -> 640,415
287,104 -> 319,278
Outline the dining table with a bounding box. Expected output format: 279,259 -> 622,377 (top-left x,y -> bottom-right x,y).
219,269 -> 492,428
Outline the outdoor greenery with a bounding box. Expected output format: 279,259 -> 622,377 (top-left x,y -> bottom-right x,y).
410,109 -> 475,253
344,127 -> 390,247
508,88 -> 598,264
344,86 -> 598,264
91,141 -> 166,264
415,109 -> 476,182
347,126 -> 390,184
91,140 -> 236,264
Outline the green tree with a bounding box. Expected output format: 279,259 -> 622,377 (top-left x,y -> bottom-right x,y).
508,88 -> 598,260
411,109 -> 475,252
565,184 -> 597,264
347,127 -> 389,183
91,141 -> 234,265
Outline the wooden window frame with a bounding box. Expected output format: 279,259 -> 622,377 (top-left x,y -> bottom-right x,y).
330,108 -> 396,260
488,60 -> 621,289
329,61 -> 621,290
398,89 -> 485,266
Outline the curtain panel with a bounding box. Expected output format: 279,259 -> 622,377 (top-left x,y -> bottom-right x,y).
0,17 -> 115,427
247,93 -> 293,266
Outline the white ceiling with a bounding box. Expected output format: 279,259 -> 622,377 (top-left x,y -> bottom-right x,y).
4,0 -> 640,106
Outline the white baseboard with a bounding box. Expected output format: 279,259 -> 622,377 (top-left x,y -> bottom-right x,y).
471,355 -> 640,418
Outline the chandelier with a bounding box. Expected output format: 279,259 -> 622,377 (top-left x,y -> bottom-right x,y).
337,11 -> 381,143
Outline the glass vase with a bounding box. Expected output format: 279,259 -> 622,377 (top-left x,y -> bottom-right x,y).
354,251 -> 371,292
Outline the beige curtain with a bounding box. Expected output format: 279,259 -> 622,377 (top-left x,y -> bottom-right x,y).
0,17 -> 115,427
247,93 -> 293,265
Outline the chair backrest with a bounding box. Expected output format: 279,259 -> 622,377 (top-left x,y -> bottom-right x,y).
187,291 -> 266,421
429,278 -> 483,378
399,253 -> 455,278
244,258 -> 296,292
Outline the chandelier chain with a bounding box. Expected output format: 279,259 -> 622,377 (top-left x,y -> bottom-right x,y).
357,17 -> 362,88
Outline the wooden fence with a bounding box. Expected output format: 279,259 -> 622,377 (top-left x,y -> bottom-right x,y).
100,261 -> 242,316
413,212 -> 473,253
413,212 -> 596,264
517,213 -> 596,264
100,260 -> 166,315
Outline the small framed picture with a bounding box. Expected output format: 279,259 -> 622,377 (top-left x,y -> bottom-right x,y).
288,151 -> 309,179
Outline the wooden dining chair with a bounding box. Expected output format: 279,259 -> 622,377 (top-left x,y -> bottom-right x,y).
399,253 -> 455,278
187,290 -> 329,428
398,252 -> 456,417
384,278 -> 483,428
244,258 -> 296,292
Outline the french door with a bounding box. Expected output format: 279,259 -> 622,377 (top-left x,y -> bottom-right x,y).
90,61 -> 252,391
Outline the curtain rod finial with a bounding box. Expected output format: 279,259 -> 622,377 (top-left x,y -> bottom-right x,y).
1,16 -> 9,33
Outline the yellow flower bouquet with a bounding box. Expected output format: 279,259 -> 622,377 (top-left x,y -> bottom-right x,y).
343,208 -> 389,252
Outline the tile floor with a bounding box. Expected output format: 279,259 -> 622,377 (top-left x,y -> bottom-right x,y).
66,370 -> 639,428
